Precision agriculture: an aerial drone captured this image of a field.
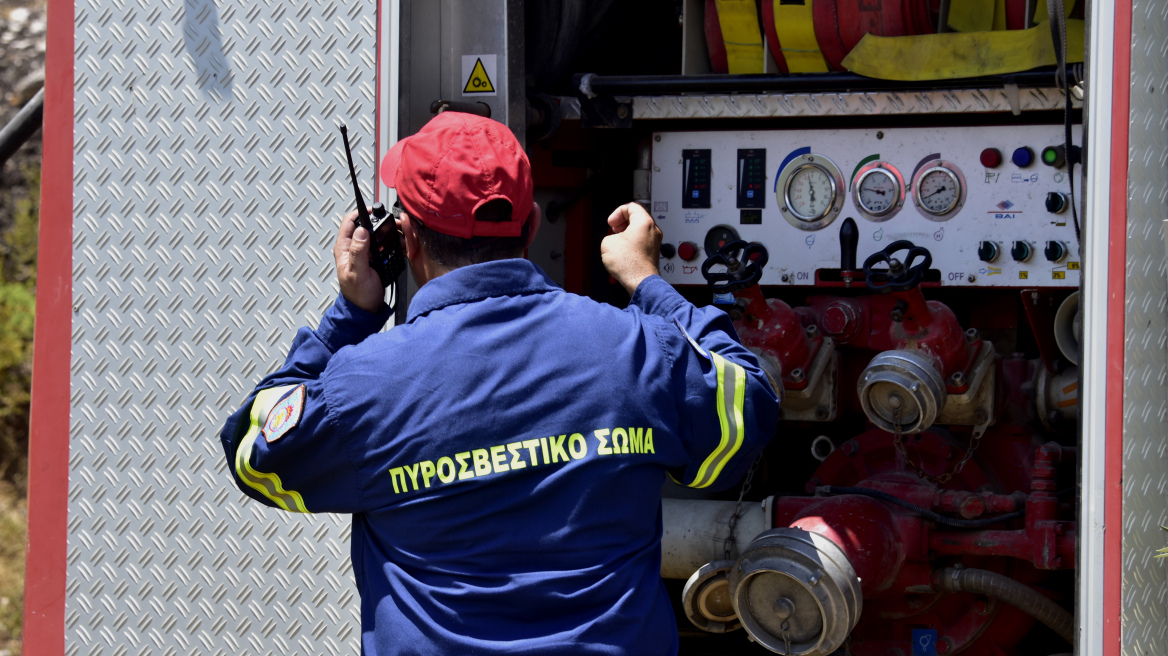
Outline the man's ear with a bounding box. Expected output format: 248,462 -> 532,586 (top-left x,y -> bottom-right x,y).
401,214 -> 422,261
525,202 -> 541,249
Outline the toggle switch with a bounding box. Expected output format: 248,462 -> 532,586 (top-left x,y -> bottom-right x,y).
1011,241 -> 1033,262
977,241 -> 1000,263
1045,192 -> 1068,214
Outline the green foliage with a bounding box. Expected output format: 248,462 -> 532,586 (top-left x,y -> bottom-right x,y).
1157,526 -> 1168,559
0,158 -> 37,654
0,162 -> 38,495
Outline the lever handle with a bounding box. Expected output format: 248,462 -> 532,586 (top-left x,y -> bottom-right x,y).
839,217 -> 858,270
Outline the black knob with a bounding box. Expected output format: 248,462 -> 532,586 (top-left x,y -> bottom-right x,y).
840,217 -> 858,270
977,241 -> 999,262
1011,241 -> 1032,262
1044,240 -> 1066,262
660,243 -> 677,259
371,202 -> 388,219
1045,192 -> 1068,214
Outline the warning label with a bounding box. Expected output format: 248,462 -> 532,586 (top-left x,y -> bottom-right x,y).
462,55 -> 497,96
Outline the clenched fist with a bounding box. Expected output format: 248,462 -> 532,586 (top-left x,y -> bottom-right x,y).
601,203 -> 662,296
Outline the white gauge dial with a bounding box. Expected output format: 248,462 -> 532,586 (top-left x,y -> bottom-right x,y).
916,168 -> 960,215
857,169 -> 899,215
778,153 -> 845,231
786,165 -> 834,220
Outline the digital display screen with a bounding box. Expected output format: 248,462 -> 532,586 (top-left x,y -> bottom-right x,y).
737,149 -> 766,209
740,209 -> 762,224
682,149 -> 712,209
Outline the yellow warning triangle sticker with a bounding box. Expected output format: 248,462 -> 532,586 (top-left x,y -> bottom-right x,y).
464,58 -> 495,93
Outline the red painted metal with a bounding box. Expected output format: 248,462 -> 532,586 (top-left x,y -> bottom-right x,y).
799,289 -> 980,393
732,285 -> 821,390
790,495 -> 906,595
23,0 -> 74,649
775,428 -> 1075,655
1019,289 -> 1068,373
1105,1 -> 1132,653
887,286 -> 980,389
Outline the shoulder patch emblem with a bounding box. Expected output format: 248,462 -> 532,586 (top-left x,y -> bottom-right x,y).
263,385 -> 305,443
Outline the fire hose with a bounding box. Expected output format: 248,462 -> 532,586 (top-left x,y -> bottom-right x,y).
936,567 -> 1074,644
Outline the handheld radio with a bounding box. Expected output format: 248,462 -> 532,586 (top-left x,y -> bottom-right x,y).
340,124 -> 405,288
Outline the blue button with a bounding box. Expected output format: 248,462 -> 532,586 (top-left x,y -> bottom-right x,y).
1012,146 -> 1035,168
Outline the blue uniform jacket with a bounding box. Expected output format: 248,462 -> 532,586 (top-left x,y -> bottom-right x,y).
219,259 -> 780,655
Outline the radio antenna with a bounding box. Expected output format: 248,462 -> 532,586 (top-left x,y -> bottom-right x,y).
340,124 -> 370,221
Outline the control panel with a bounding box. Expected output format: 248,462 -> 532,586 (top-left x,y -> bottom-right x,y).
651,125 -> 1082,287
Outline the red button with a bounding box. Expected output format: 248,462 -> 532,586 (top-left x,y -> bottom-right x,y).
678,242 -> 698,261
980,148 -> 1003,168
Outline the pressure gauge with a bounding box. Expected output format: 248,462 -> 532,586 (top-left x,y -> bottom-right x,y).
704,225 -> 740,256
777,153 -> 845,231
911,159 -> 966,221
851,161 -> 905,222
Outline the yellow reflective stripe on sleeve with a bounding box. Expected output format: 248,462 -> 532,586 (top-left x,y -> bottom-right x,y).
688,352 -> 747,489
234,385 -> 310,513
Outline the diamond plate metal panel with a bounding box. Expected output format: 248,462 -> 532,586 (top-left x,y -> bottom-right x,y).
1123,0 -> 1168,653
69,0 -> 377,652
558,87 -> 1075,120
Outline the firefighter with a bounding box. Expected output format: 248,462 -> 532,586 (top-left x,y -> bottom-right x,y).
218,111 -> 780,655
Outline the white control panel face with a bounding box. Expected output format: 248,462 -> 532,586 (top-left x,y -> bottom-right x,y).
651,125 -> 1082,287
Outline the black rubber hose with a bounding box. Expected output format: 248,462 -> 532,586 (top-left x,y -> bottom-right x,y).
817,486 -> 1026,529
937,568 -> 1074,644
0,87 -> 44,168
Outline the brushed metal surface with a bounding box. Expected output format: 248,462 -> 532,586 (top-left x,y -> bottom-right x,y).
1122,0 -> 1168,652
69,0 -> 375,651
558,87 -> 1076,120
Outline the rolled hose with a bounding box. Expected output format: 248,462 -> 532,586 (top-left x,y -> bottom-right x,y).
937,567 -> 1074,644
817,485 -> 1026,529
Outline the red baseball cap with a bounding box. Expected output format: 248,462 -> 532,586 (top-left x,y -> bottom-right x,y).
379,112 -> 533,239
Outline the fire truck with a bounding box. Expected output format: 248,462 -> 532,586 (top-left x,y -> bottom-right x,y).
22,0 -> 1165,654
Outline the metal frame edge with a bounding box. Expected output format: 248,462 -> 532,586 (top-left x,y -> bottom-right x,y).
23,0 -> 74,650
1081,0 -> 1132,654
